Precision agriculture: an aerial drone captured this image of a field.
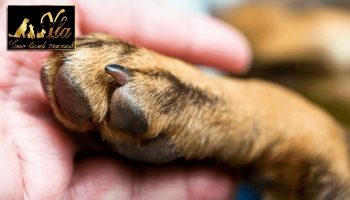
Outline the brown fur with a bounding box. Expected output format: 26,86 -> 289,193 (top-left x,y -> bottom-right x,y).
41,33 -> 350,199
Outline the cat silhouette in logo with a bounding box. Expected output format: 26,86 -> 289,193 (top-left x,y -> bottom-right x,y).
27,24 -> 35,39
8,18 -> 29,38
36,29 -> 46,39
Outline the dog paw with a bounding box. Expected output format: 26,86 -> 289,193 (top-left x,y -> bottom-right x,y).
41,34 -> 194,163
40,33 -> 218,163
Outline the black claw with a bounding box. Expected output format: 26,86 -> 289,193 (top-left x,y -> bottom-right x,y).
105,64 -> 130,86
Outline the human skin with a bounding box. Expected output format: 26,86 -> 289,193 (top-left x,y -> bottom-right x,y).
0,0 -> 250,199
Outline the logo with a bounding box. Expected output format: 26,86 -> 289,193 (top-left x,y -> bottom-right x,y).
7,6 -> 75,50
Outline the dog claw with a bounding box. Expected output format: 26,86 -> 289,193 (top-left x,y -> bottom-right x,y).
105,64 -> 130,86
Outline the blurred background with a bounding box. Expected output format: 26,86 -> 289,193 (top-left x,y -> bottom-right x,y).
161,0 -> 350,199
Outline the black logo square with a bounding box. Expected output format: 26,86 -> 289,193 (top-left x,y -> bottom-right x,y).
7,5 -> 75,50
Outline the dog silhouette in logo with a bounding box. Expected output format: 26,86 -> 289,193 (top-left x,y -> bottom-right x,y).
36,29 -> 46,39
27,24 -> 35,39
8,18 -> 29,38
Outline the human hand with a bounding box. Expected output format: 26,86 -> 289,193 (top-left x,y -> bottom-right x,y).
0,0 -> 250,199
